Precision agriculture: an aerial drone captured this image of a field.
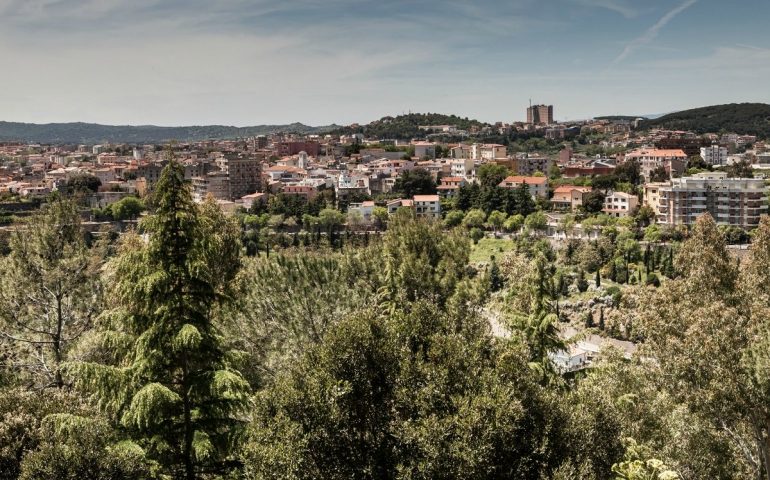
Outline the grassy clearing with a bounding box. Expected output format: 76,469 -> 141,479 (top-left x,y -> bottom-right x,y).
470,237 -> 516,264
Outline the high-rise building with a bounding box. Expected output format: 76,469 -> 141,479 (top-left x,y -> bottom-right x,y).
526,104 -> 553,125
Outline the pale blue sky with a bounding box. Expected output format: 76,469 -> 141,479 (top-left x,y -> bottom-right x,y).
0,0 -> 768,126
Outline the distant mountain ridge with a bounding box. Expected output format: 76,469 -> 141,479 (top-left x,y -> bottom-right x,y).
0,121 -> 340,144
639,103 -> 770,139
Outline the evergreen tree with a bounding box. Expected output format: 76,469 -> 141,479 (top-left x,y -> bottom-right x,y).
576,270 -> 589,293
70,161 -> 250,479
0,197 -> 103,388
595,268 -> 601,288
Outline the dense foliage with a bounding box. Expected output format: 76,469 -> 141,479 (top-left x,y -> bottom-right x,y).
640,103 -> 770,139
332,113 -> 488,140
3,158 -> 770,479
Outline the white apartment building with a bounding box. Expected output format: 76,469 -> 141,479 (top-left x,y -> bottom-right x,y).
603,191 -> 639,218
413,194 -> 442,219
651,172 -> 768,228
700,145 -> 729,166
471,143 -> 506,161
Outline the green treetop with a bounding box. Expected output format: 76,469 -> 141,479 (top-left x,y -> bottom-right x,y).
70,160 -> 250,479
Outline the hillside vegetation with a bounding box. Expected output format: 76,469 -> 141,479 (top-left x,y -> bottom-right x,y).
333,113 -> 488,140
639,103 -> 770,138
0,121 -> 338,144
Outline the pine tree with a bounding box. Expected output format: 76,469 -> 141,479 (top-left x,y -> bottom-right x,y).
70,161 -> 250,479
0,197 -> 102,388
608,260 -> 617,282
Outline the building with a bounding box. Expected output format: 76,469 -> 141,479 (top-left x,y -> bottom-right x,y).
527,104 -> 554,125
413,142 -> 436,159
471,143 -> 506,160
277,141 -> 320,157
643,182 -> 669,218
348,200 -> 376,222
192,171 -> 230,202
413,194 -> 441,219
603,191 -> 639,218
652,172 -> 768,228
436,176 -> 466,198
499,175 -> 548,199
386,198 -> 414,214
700,145 -> 729,166
222,153 -> 262,199
516,155 -> 552,176
552,186 -> 592,211
625,148 -> 688,182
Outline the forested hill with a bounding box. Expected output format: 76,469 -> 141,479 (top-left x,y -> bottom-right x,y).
639,103 -> 770,138
332,113 -> 489,140
0,121 -> 339,144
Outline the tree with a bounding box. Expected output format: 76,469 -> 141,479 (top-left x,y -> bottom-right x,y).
582,190 -> 606,214
504,213 -> 525,233
318,208 -> 345,230
392,168 -> 437,197
372,206 -> 389,230
595,269 -> 601,288
525,211 -> 548,233
576,270 -> 589,293
66,174 -> 101,195
486,210 -> 507,233
443,210 -> 465,228
725,159 -> 754,178
648,166 -> 669,183
69,161 -> 250,479
477,163 -> 510,188
615,160 -> 641,185
109,196 -> 145,221
462,208 -> 486,229
0,198 -> 102,388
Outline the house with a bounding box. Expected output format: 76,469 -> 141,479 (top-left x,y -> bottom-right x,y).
436,176 -> 466,198
386,198 -> 414,214
552,186 -> 592,211
348,200 -> 376,222
413,194 -> 441,219
603,191 -> 639,218
498,175 -> 548,199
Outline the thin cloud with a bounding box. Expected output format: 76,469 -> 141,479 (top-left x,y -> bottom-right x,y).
574,0 -> 637,18
614,0 -> 698,63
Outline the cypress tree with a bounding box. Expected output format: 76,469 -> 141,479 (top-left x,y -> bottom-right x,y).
595,268 -> 601,288
70,161 -> 250,479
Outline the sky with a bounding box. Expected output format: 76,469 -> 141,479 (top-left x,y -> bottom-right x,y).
0,0 -> 769,126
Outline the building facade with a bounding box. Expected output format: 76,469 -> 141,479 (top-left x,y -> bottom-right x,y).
652,172 -> 768,228
526,104 -> 554,125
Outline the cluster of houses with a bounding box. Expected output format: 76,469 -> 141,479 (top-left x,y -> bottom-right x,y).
1,123 -> 769,229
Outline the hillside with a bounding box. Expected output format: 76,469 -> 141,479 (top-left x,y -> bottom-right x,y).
639,103 -> 770,139
332,113 -> 489,140
0,121 -> 339,144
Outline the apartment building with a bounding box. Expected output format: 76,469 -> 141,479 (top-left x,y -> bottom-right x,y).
413,194 -> 442,219
516,155 -> 552,176
643,182 -> 669,218
192,171 -> 230,202
499,175 -> 548,199
222,153 -> 262,199
700,145 -> 729,166
603,191 -> 639,218
652,172 -> 768,228
625,148 -> 688,181
471,143 -> 506,160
